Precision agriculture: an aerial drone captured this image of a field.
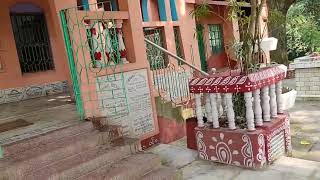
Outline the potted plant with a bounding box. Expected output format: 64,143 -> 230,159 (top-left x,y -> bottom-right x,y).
187,0 -> 292,169
281,86 -> 297,110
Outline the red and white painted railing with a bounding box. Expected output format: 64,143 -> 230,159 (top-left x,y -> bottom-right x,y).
189,65 -> 287,131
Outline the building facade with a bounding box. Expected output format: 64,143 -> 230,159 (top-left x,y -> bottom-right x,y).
0,0 -> 269,145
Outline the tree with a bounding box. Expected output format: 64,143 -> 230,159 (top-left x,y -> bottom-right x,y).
267,0 -> 296,65
287,1 -> 320,60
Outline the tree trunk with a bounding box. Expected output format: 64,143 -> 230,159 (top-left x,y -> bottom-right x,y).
267,0 -> 296,65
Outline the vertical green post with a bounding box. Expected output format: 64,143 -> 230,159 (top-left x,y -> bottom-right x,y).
59,10 -> 85,120
0,146 -> 3,159
196,24 -> 208,72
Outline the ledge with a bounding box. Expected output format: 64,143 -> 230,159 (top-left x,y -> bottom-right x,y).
68,10 -> 129,21
189,65 -> 287,93
186,0 -> 251,7
142,21 -> 180,28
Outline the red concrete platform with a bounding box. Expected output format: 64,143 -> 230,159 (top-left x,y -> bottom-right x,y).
195,114 -> 291,169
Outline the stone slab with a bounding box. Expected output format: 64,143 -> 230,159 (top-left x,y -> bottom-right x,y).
147,144 -> 198,168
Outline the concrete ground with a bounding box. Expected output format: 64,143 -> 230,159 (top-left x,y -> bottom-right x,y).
283,78 -> 320,161
289,100 -> 320,162
149,138 -> 320,180
0,94 -> 79,145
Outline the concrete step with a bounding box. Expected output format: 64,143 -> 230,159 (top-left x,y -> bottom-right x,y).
2,121 -> 93,156
77,153 -> 161,180
0,130 -> 101,178
25,138 -> 140,180
141,167 -> 182,180
0,123 -> 122,178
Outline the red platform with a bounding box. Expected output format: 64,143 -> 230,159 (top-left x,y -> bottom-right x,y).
195,114 -> 291,168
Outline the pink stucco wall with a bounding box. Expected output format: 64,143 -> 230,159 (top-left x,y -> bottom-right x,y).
196,3 -> 270,70
197,5 -> 238,70
0,0 -> 71,90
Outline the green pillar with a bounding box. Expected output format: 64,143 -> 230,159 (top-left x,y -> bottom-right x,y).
196,24 -> 208,72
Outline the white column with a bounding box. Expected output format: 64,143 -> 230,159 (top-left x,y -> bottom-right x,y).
269,84 -> 278,118
276,81 -> 284,114
205,94 -> 213,123
216,93 -> 224,117
244,92 -> 255,131
261,86 -> 271,122
225,93 -> 236,130
195,94 -> 204,127
253,89 -> 263,126
209,93 -> 219,128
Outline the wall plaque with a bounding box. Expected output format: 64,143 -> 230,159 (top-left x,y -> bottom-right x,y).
96,69 -> 155,137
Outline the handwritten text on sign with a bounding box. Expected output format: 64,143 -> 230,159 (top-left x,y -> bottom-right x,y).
96,69 -> 155,137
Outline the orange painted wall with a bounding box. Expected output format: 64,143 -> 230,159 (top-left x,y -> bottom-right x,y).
0,0 -> 71,90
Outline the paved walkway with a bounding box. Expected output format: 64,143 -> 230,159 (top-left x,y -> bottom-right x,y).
0,94 -> 79,145
149,138 -> 320,180
289,100 -> 320,162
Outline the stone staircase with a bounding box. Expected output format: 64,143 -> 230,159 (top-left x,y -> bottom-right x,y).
0,121 -> 181,180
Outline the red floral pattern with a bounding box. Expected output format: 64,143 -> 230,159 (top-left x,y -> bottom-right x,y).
189,65 -> 287,93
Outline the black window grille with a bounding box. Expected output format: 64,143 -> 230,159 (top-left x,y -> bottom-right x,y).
10,13 -> 54,73
208,24 -> 224,54
173,26 -> 184,65
144,27 -> 168,70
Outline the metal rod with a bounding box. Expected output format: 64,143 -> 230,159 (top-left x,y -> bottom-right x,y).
144,38 -> 209,76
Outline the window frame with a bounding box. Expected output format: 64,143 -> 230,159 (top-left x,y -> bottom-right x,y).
208,24 -> 224,54
10,11 -> 55,74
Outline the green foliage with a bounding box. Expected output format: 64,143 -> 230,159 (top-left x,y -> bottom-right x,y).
286,0 -> 320,60
189,1 -> 212,21
227,0 -> 265,74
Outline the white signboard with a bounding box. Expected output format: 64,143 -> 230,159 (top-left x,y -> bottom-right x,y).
96,69 -> 155,137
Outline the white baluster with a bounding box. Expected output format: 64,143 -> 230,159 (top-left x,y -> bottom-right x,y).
269,84 -> 277,118
244,92 -> 255,131
216,93 -> 224,117
195,94 -> 204,127
253,89 -> 263,126
261,86 -> 271,122
225,93 -> 236,130
205,94 -> 213,123
209,93 -> 219,128
276,81 -> 284,114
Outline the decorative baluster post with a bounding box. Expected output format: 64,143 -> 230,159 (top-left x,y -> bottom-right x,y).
205,94 -> 213,123
244,92 -> 255,131
261,86 -> 271,122
269,84 -> 278,118
253,89 -> 263,126
209,93 -> 219,128
195,94 -> 204,127
276,81 -> 284,114
216,93 -> 224,117
225,93 -> 236,130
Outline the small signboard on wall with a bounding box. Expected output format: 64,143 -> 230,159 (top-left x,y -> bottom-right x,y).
96,69 -> 155,137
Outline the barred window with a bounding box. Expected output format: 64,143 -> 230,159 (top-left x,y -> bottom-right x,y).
173,27 -> 184,59
144,27 -> 168,70
10,3 -> 54,73
208,24 -> 224,54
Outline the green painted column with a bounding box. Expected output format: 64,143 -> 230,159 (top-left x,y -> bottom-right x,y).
0,146 -> 3,159
196,24 -> 208,72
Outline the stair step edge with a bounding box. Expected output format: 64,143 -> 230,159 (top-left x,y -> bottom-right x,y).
3,121 -> 93,156
25,137 -> 140,180
0,130 -> 104,175
77,153 -> 162,180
